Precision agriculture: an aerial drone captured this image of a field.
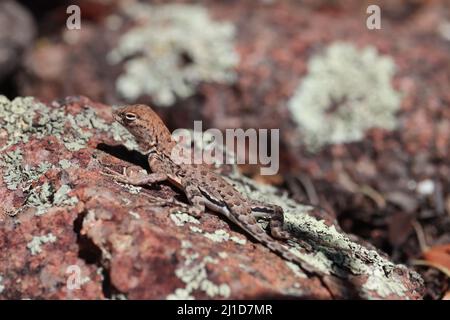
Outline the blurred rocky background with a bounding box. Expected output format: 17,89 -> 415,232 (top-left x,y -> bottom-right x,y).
0,0 -> 449,299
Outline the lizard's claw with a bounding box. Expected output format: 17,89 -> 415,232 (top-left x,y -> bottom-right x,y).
187,206 -> 203,218
271,229 -> 291,241
102,167 -> 121,176
101,166 -> 167,186
100,167 -> 130,184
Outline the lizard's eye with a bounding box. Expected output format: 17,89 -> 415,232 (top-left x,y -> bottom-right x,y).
124,113 -> 137,121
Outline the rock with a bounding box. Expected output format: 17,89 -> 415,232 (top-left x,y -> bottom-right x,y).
0,96 -> 424,299
0,1 -> 35,82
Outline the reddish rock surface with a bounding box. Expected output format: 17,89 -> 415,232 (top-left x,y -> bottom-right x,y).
0,96 -> 424,299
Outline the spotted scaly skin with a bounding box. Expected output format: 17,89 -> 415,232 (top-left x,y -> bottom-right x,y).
106,104 -> 333,293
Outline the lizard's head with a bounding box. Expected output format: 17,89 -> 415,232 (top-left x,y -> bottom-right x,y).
113,104 -> 174,153
113,105 -> 146,129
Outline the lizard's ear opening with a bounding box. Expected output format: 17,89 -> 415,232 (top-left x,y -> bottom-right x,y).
125,112 -> 137,122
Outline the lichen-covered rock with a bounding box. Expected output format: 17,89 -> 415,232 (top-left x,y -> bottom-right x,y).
0,96 -> 424,299
288,42 -> 402,151
108,2 -> 239,106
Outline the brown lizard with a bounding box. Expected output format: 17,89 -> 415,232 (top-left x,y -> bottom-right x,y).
104,104 -> 333,290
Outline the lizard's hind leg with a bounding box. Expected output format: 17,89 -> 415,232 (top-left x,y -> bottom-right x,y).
250,201 -> 291,240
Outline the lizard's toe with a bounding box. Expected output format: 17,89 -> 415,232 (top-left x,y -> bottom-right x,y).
100,169 -> 129,184
271,228 -> 291,240
102,167 -> 121,176
187,207 -> 203,218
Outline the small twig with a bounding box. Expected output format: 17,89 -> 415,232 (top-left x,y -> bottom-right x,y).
434,180 -> 445,216
447,197 -> 450,218
410,259 -> 450,278
360,184 -> 386,209
411,220 -> 429,252
297,175 -> 319,206
285,175 -> 304,202
337,171 -> 358,193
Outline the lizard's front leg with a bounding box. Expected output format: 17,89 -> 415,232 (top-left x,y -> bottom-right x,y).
250,200 -> 290,240
102,166 -> 168,186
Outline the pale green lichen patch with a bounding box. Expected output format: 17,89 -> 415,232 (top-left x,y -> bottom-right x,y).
0,96 -> 78,151
166,240 -> 231,300
226,172 -> 417,298
63,113 -> 97,151
364,268 -> 408,299
189,226 -> 247,245
287,247 -> 332,275
53,184 -> 78,206
170,212 -> 200,226
1,148 -> 78,216
109,3 -> 239,106
204,229 -> 246,245
0,96 -> 42,150
0,95 -> 138,153
285,261 -> 307,279
1,149 -> 51,191
26,233 -> 57,255
115,181 -> 142,194
63,107 -> 130,151
26,182 -> 54,215
26,183 -> 78,216
189,226 -> 203,233
288,42 -> 402,151
0,95 -> 138,216
110,121 -> 139,150
58,159 -> 72,170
